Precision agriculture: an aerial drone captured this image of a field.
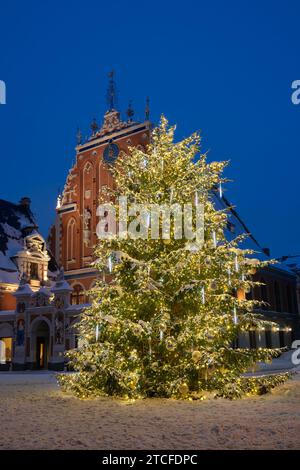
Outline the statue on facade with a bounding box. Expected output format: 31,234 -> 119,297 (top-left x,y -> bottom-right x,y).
16,319 -> 25,346
19,271 -> 30,286
83,208 -> 92,247
83,208 -> 91,230
55,313 -> 64,345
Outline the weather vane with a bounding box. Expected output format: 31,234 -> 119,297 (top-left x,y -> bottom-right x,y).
76,128 -> 83,145
126,100 -> 134,121
90,117 -> 98,134
145,96 -> 150,120
106,70 -> 117,111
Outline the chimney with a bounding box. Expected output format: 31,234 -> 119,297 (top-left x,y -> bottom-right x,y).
19,197 -> 31,208
262,247 -> 271,257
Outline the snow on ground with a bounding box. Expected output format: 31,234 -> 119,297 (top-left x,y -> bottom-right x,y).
0,371 -> 300,450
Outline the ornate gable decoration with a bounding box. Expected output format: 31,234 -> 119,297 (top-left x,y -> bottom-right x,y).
11,233 -> 49,266
31,289 -> 51,307
61,166 -> 78,205
25,234 -> 48,260
94,110 -> 133,138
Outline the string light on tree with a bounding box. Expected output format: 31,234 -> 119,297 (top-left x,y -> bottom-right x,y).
219,181 -> 223,198
235,254 -> 239,272
212,231 -> 217,248
108,255 -> 113,273
59,116 -> 287,400
201,286 -> 205,304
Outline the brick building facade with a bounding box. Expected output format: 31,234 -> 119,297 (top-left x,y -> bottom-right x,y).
50,105 -> 151,302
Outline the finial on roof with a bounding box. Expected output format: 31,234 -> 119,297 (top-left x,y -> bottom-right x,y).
90,117 -> 98,134
76,128 -> 83,145
145,96 -> 150,120
56,194 -> 62,209
57,266 -> 65,282
126,100 -> 134,121
19,197 -> 31,208
106,70 -> 118,111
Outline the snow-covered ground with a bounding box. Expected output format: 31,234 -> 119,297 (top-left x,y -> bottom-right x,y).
0,369 -> 300,449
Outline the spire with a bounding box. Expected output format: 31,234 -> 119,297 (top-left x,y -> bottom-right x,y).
76,128 -> 83,145
145,96 -> 150,120
106,70 -> 117,111
126,100 -> 134,121
90,117 -> 98,135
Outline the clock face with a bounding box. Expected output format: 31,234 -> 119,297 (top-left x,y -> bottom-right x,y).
103,143 -> 119,165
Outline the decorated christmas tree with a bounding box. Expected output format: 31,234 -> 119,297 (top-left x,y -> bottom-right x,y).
59,117 -> 289,399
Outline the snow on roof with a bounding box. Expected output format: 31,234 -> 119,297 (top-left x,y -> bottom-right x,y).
66,303 -> 90,312
0,199 -> 36,268
51,280 -> 73,292
0,310 -> 15,317
0,269 -> 19,284
14,283 -> 33,296
0,199 -> 58,284
33,286 -> 52,296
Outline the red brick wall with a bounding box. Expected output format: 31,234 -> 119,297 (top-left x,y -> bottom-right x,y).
59,126 -> 150,287
0,290 -> 16,311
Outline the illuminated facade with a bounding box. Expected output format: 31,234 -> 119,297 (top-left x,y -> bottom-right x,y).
50,76 -> 151,303
0,198 -> 78,370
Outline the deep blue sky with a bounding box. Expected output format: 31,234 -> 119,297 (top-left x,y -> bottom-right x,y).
0,0 -> 299,258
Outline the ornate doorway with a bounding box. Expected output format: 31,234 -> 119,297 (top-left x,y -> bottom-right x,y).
32,320 -> 50,369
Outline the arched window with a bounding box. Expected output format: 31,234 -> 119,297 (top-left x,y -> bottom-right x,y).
0,323 -> 13,364
260,278 -> 268,310
67,218 -> 76,261
274,281 -> 282,312
30,262 -> 39,280
71,284 -> 85,305
84,161 -> 92,174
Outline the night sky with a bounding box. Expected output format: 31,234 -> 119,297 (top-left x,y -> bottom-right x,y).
0,0 -> 299,258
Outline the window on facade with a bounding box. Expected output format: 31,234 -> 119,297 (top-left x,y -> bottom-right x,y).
30,262 -> 39,280
260,278 -> 268,310
71,284 -> 85,305
274,281 -> 282,312
0,337 -> 12,363
286,285 -> 294,313
265,330 -> 272,348
67,218 -> 76,261
249,331 -> 257,349
279,330 -> 285,347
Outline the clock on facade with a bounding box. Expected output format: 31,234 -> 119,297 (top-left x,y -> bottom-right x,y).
103,143 -> 119,165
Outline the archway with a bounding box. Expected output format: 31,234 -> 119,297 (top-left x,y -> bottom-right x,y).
0,323 -> 13,368
31,320 -> 50,369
